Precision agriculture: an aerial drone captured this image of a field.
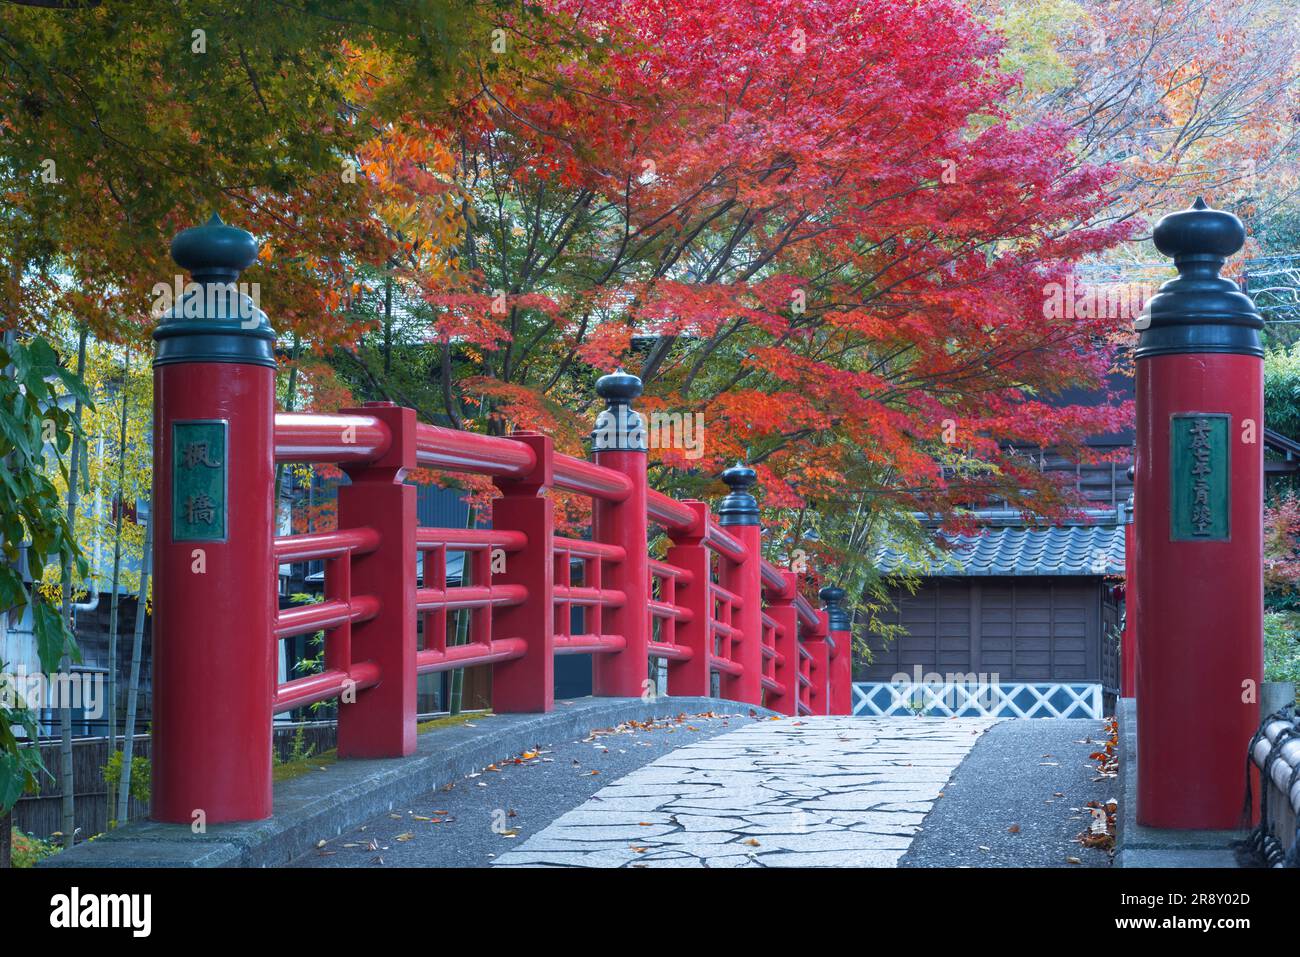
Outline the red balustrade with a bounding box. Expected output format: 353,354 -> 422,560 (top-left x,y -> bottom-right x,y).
149,218 -> 858,824
155,357 -> 852,821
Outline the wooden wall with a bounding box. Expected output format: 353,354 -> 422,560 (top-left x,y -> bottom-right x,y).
863,577 -> 1105,683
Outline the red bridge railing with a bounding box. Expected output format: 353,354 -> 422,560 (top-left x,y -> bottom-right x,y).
147,218 -> 853,824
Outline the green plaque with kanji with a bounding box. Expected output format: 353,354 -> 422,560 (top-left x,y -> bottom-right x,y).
172,420 -> 228,542
1170,413 -> 1229,541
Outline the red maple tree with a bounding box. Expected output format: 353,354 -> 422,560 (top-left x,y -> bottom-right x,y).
383,0 -> 1137,573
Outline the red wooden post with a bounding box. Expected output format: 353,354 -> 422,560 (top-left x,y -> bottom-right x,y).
1134,199 -> 1263,829
491,432 -> 555,712
591,372 -> 651,698
718,465 -> 763,704
151,216 -> 275,824
336,402 -> 417,758
666,501 -> 712,697
768,571 -> 800,715
804,627 -> 831,715
822,585 -> 854,715
1121,498 -> 1137,699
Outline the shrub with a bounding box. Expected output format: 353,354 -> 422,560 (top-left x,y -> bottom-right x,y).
101,750 -> 151,806
1264,496 -> 1300,610
10,827 -> 58,868
1264,611 -> 1300,684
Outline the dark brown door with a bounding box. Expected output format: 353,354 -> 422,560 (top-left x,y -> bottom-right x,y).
865,577 -> 1101,682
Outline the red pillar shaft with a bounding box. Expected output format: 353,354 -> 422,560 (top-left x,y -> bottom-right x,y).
666,502 -> 712,697
151,360 -> 275,824
336,403 -> 417,758
592,448 -> 650,697
151,215 -> 276,824
829,628 -> 853,715
491,432 -> 555,712
768,571 -> 800,715
805,635 -> 830,715
721,524 -> 764,704
1135,353 -> 1262,828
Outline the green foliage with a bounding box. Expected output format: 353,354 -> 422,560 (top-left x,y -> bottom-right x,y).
988,0 -> 1086,97
1265,344 -> 1300,442
272,725 -> 315,768
0,334 -> 90,815
9,827 -> 58,868
285,592 -> 331,715
0,0 -> 517,342
1264,612 -> 1300,684
100,749 -> 151,805
0,676 -> 42,812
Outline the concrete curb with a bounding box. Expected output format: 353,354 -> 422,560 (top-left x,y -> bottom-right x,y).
1115,697 -> 1247,868
40,696 -> 773,869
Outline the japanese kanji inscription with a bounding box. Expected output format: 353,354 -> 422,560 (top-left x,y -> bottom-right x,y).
172,420 -> 228,542
1170,413 -> 1229,541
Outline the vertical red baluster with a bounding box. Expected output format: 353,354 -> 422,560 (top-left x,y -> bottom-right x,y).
666,501 -> 712,697
822,585 -> 854,715
491,431 -> 555,712
768,570 -> 800,715
591,371 -> 651,698
717,464 -> 763,705
337,402 -> 417,758
151,216 -> 275,823
323,551 -> 351,684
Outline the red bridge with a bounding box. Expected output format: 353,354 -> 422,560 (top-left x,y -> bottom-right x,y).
148,217 -> 852,825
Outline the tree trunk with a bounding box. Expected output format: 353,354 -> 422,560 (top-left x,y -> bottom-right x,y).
104,348 -> 131,826
57,328 -> 89,849
383,272 -> 393,374
2,320 -> 16,869
117,501 -> 152,826
274,335 -> 302,533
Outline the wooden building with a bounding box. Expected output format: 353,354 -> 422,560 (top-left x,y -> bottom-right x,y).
860,378 -> 1134,718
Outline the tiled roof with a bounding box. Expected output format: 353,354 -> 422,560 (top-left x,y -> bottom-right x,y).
874,524 -> 1125,577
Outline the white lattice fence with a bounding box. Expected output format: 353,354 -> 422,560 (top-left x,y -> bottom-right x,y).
852,681 -> 1103,719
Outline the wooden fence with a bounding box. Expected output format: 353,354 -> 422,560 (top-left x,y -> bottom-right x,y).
11,721 -> 351,843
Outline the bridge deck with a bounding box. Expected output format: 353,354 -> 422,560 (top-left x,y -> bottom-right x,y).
296,715 -> 1101,868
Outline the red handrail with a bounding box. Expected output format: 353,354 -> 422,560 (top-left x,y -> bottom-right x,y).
647,489 -> 698,533
261,410 -> 842,809
275,412 -> 391,464
704,524 -> 747,564
554,453 -> 633,501
275,527 -> 380,562
415,421 -> 537,477
416,527 -> 527,552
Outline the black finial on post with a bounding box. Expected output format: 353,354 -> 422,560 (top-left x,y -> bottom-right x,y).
591,368 -> 647,452
170,213 -> 260,283
1135,198 -> 1262,359
820,585 -> 850,630
154,214 -> 274,368
717,462 -> 759,526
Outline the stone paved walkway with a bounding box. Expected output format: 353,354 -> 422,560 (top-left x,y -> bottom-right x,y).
493,715 -> 997,867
